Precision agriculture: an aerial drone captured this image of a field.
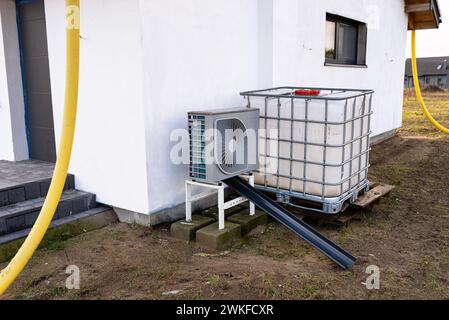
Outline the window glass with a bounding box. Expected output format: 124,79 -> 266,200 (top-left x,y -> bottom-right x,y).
338,23 -> 357,64
325,21 -> 336,59
325,14 -> 366,66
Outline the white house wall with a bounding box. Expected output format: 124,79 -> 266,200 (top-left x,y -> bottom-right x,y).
272,0 -> 408,137
43,0 -> 408,218
139,0 -> 262,214
141,0 -> 409,215
44,0 -> 150,213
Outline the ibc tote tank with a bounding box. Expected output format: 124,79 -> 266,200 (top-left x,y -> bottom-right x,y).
241,87 -> 374,214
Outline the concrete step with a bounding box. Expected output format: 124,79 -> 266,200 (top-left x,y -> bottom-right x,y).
0,174 -> 75,208
0,206 -> 116,246
0,189 -> 96,236
0,206 -> 118,262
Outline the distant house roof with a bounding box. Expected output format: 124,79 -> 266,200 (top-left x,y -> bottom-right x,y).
405,56 -> 449,77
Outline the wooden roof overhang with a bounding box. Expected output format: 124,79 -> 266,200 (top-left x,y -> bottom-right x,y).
406,0 -> 442,30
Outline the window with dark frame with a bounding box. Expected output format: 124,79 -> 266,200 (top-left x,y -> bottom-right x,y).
325,13 -> 367,66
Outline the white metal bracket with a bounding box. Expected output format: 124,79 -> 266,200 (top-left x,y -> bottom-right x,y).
185,175 -> 255,231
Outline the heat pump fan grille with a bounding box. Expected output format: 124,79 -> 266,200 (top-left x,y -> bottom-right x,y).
215,118 -> 248,175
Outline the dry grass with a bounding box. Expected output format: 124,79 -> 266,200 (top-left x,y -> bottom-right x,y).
401,90 -> 449,137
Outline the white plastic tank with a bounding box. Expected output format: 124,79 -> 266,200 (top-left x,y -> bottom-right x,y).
242,87 -> 372,202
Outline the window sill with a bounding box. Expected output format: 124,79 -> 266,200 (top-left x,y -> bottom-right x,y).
324,62 -> 368,68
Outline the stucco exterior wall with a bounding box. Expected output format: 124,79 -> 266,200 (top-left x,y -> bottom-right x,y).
44,0 -> 150,214
139,0 -> 262,214
271,0 -> 408,137
140,0 -> 409,215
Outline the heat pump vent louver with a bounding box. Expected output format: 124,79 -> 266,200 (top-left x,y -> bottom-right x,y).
188,115 -> 206,180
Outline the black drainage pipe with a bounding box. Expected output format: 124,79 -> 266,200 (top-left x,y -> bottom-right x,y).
224,177 -> 356,269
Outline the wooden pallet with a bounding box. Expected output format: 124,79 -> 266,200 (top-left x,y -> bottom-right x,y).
317,184 -> 395,225
352,184 -> 395,209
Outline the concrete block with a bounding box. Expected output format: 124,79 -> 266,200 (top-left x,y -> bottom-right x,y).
39,180 -> 51,197
201,205 -> 244,220
87,194 -> 96,209
68,175 -> 75,189
8,187 -> 25,205
57,201 -> 73,218
25,211 -> 39,228
171,215 -> 215,241
72,197 -> 88,214
24,182 -> 41,200
6,215 -> 26,233
196,222 -> 241,250
227,211 -> 268,235
0,191 -> 8,207
52,210 -> 60,221
63,175 -> 75,191
0,207 -> 117,259
0,219 -> 7,235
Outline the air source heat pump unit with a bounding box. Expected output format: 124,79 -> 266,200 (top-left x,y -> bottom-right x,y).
188,108 -> 259,184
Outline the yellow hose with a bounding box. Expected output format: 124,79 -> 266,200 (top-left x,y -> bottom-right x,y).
411,30 -> 449,134
0,0 -> 80,295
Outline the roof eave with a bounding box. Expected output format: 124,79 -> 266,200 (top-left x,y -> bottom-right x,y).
406,0 -> 442,30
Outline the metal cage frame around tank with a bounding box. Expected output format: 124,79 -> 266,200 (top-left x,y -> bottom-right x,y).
241,86 -> 374,214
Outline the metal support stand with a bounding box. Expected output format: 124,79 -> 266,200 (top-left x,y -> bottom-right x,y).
248,174 -> 256,216
185,174 -> 255,230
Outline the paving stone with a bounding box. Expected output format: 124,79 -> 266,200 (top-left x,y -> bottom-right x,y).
57,201 -> 73,218
171,215 -> 215,241
39,180 -> 51,197
52,210 -> 60,221
0,160 -> 54,190
6,215 -> 26,233
87,194 -> 96,208
24,182 -> 41,200
0,190 -> 96,235
72,197 -> 88,214
196,222 -> 241,250
0,160 -> 75,202
25,211 -> 39,228
8,188 -> 26,204
0,161 -> 96,237
64,175 -> 76,191
0,219 -> 7,234
67,175 -> 75,189
0,192 -> 8,207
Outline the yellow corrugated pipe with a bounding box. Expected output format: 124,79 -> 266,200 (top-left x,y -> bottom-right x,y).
0,0 -> 80,295
411,30 -> 449,134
